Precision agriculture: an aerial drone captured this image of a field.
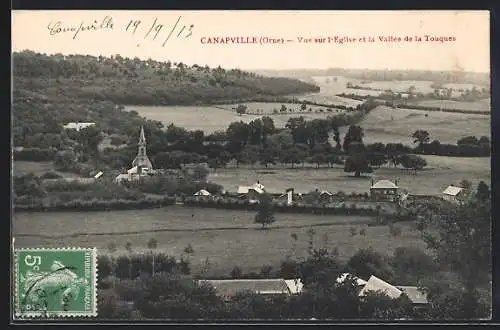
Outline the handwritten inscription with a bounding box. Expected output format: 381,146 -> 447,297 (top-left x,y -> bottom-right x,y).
124,16 -> 194,47
48,16 -> 114,39
47,15 -> 194,46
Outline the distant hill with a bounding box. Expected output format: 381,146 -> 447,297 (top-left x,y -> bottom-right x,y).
13,51 -> 320,106
253,68 -> 490,86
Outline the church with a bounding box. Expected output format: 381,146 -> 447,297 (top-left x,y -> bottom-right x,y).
115,126 -> 157,183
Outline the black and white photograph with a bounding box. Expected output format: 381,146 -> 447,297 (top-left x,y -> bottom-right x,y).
11,10 -> 492,321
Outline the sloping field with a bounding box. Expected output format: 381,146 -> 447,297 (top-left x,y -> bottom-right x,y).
125,105 -> 344,133
341,105 -> 490,145
13,161 -> 84,178
413,99 -> 490,112
214,102 -> 338,114
13,206 -> 425,275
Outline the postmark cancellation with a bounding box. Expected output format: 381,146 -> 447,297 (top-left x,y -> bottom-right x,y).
13,247 -> 98,318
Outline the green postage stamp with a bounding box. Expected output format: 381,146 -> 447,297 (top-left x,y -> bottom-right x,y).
14,247 -> 98,318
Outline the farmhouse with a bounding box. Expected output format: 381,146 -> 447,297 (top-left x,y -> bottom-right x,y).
358,275 -> 403,299
200,279 -> 290,301
63,122 -> 95,131
194,189 -> 211,196
115,126 -> 158,183
396,286 -> 429,305
238,181 -> 266,203
370,179 -> 399,201
442,185 -> 465,204
277,188 -> 295,205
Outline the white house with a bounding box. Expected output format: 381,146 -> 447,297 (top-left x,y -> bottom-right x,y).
237,182 -> 266,203
442,185 -> 465,204
358,275 -> 403,299
63,122 -> 96,131
194,189 -> 211,196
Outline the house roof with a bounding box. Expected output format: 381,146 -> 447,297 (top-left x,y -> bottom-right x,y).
63,122 -> 95,131
371,180 -> 398,189
320,190 -> 333,196
194,189 -> 211,196
94,171 -> 104,179
442,185 -> 464,196
284,279 -> 304,294
115,173 -> 130,181
237,186 -> 250,194
201,279 -> 290,296
238,184 -> 265,195
358,275 -> 403,299
396,286 -> 429,304
336,273 -> 368,286
127,166 -> 138,174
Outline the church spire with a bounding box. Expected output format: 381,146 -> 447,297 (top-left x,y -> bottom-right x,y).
139,126 -> 146,145
132,126 -> 153,171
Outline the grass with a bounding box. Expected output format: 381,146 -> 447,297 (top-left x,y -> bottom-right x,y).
13,206 -> 425,275
208,155 -> 490,196
214,102 -> 339,114
412,99 -> 490,112
125,105 -> 345,133
13,161 -> 84,178
339,105 -> 490,145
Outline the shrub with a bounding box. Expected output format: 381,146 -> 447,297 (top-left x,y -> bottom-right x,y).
347,247 -> 394,281
350,227 -> 357,236
389,225 -> 402,236
359,228 -> 366,236
260,265 -> 273,278
230,266 -> 243,279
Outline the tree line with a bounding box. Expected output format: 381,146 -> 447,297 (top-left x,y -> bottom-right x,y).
13,51 -> 319,106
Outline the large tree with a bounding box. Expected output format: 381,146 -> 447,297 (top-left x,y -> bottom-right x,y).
254,193 -> 276,229
411,130 -> 430,149
343,125 -> 364,153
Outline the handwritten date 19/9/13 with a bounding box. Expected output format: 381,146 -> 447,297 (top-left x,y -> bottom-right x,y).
126,16 -> 194,47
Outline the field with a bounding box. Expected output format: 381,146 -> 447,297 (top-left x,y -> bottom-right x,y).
13,206 -> 426,275
208,155 -> 490,196
13,161 -> 83,178
125,105 -> 345,133
214,102 -> 339,114
412,99 -> 490,112
340,105 -> 490,145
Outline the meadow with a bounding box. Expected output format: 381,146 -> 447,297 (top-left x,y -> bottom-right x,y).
412,99 -> 490,112
13,161 -> 83,178
124,105 -> 345,133
339,105 -> 490,145
214,102 -> 338,114
13,206 -> 426,276
208,155 -> 490,196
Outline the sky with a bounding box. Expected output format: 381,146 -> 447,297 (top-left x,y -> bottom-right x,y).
12,10 -> 490,73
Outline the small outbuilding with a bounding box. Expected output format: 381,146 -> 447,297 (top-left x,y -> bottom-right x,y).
370,179 -> 399,201
442,185 -> 465,204
194,189 -> 211,196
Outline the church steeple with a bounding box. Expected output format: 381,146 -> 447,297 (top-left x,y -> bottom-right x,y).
138,126 -> 146,145
132,126 -> 153,171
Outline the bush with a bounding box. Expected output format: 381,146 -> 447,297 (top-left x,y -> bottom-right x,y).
260,265 -> 273,278
350,227 -> 357,236
389,225 -> 402,236
230,266 -> 243,279
347,247 -> 394,281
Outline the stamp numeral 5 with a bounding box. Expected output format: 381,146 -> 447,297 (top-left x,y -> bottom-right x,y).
24,255 -> 42,271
